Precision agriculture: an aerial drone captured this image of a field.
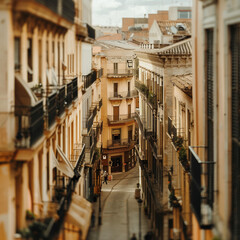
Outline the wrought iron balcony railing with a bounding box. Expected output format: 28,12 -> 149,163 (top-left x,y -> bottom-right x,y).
107,69 -> 133,78
46,92 -> 57,128
98,98 -> 102,110
44,144 -> 85,239
35,0 -> 75,23
107,138 -> 134,148
107,113 -> 136,124
15,101 -> 44,148
82,70 -> 97,90
168,117 -> 177,145
189,146 -> 214,229
108,90 -> 138,99
72,77 -> 78,101
56,85 -> 66,116
86,24 -> 96,39
135,80 -> 157,109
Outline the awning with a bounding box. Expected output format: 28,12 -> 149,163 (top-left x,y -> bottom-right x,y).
15,73 -> 38,106
65,194 -> 92,239
50,147 -> 74,178
56,145 -> 74,171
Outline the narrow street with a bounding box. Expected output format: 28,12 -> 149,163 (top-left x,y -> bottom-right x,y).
87,165 -> 152,240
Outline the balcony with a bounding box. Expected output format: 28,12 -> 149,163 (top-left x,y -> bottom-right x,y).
108,90 -> 138,100
97,68 -> 103,78
46,92 -> 57,129
107,113 -> 136,124
56,85 -> 66,117
84,105 -> 98,133
15,101 -> 44,148
107,138 -> 135,149
189,146 -> 214,229
82,70 -> 97,91
135,80 -> 157,109
14,0 -> 75,28
86,23 -> 96,40
107,69 -> 133,78
72,77 -> 78,100
168,117 -> 177,145
98,99 -> 102,110
43,145 -> 85,239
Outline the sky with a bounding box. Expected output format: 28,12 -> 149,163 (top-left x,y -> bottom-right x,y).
92,0 -> 192,27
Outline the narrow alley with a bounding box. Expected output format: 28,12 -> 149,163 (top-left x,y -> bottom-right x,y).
87,165 -> 152,240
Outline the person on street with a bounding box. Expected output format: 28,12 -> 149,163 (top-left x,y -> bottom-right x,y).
130,233 -> 137,240
103,171 -> 108,184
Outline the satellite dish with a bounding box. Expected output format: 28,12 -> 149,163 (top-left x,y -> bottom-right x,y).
171,26 -> 178,34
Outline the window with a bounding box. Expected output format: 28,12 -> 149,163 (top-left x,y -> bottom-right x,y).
114,63 -> 118,74
112,128 -> 121,142
127,60 -> 133,68
178,10 -> 191,19
206,28 -> 214,207
128,82 -> 130,96
14,37 -> 20,71
52,41 -> 55,67
230,24 -> 240,239
128,104 -> 131,118
114,83 -> 118,97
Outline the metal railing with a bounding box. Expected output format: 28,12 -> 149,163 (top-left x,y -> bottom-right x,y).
86,23 -> 95,39
65,82 -> 73,107
135,80 -> 157,109
46,92 -> 57,128
72,77 -> 78,100
98,99 -> 102,110
168,117 -> 177,145
82,70 -> 97,90
107,138 -> 134,148
15,101 -> 44,148
35,0 -> 75,23
57,85 -> 66,116
107,113 -> 136,123
109,90 -> 138,99
189,146 -> 214,229
107,69 -> 133,77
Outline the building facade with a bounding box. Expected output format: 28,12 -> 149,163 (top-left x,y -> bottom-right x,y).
191,0 -> 240,239
0,0 -> 100,239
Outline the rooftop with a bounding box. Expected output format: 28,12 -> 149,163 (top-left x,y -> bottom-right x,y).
157,20 -> 191,35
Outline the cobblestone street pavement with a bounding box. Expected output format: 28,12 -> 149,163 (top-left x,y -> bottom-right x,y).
87,165 -> 152,240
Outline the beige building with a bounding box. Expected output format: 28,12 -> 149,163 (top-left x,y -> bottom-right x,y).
93,41 -> 138,174
135,39 -> 192,240
0,0 -> 100,239
191,0 -> 240,239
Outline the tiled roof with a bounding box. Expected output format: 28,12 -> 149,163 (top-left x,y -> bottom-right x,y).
157,20 -> 191,35
158,38 -> 192,55
171,74 -> 192,97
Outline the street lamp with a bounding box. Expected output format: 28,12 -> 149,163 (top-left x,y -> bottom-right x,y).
138,198 -> 143,240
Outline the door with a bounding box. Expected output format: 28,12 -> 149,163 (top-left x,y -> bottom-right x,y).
111,156 -> 122,172
113,106 -> 119,121
114,83 -> 118,97
128,104 -> 131,119
127,82 -> 130,96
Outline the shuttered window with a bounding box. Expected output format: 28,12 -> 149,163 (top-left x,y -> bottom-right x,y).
206,29 -> 214,207
230,24 -> 240,240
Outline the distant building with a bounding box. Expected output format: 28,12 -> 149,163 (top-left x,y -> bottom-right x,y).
94,41 -> 138,174
169,6 -> 192,20
149,20 -> 191,44
148,10 -> 169,30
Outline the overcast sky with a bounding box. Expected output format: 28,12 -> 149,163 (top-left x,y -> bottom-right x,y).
92,0 -> 192,27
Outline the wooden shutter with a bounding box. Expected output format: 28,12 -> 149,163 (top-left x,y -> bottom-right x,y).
206,29 -> 214,207
231,24 -> 240,240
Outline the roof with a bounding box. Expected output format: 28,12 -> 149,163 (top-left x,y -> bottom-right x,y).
95,40 -> 140,50
156,20 -> 191,35
171,74 -> 192,97
136,38 -> 192,56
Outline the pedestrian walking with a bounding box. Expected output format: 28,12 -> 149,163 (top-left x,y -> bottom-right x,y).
130,233 -> 137,240
103,171 -> 108,184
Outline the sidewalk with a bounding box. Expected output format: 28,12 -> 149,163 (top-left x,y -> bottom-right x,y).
87,166 -> 152,240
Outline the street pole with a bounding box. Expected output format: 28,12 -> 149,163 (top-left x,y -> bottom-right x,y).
138,198 -> 143,240
98,158 -> 102,225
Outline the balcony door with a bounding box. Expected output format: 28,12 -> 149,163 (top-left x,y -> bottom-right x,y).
111,155 -> 122,172
128,104 -> 131,119
114,83 -> 118,97
112,128 -> 121,145
113,106 -> 119,121
127,82 -> 130,96
114,63 -> 118,74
